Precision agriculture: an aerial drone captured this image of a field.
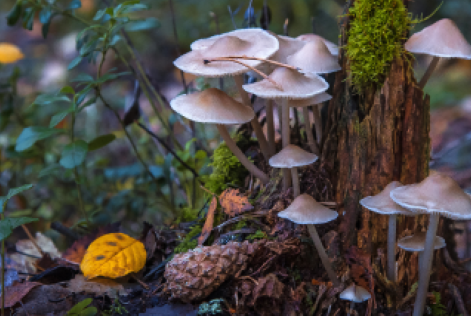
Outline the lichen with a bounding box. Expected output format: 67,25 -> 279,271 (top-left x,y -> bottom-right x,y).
345,0 -> 412,91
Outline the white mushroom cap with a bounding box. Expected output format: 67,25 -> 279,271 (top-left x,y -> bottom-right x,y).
360,181 -> 416,216
390,173 -> 471,220
269,34 -> 306,64
277,194 -> 338,225
170,88 -> 254,124
405,19 -> 471,59
296,33 -> 339,56
269,144 -> 318,168
287,39 -> 341,74
243,67 -> 329,100
397,232 -> 446,252
275,92 -> 332,108
339,284 -> 371,303
175,29 -> 279,78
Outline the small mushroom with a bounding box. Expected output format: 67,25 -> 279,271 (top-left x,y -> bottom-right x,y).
390,173 -> 471,316
269,145 -> 318,197
397,232 -> 446,279
174,28 -> 279,161
360,181 -> 416,282
339,284 -> 371,316
243,68 -> 328,189
170,88 -> 269,184
278,194 -> 339,286
405,18 -> 471,89
286,38 -> 341,75
296,33 -> 339,56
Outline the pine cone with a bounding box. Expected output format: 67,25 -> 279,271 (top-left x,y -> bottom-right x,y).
164,241 -> 259,302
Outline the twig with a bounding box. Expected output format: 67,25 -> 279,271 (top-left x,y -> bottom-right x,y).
204,58 -> 283,90
208,56 -> 299,71
131,274 -> 150,290
238,275 -> 258,285
50,222 -> 79,241
448,283 -> 469,316
136,122 -> 203,184
20,225 -> 44,257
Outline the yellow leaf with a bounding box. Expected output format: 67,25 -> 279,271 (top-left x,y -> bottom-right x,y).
80,233 -> 146,279
0,43 -> 24,64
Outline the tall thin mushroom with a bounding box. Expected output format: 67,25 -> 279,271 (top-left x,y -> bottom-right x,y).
278,194 -> 339,286
405,19 -> 471,89
390,173 -> 471,316
269,145 -> 318,197
170,88 -> 269,184
174,28 -> 279,161
243,68 -> 328,189
360,181 -> 416,282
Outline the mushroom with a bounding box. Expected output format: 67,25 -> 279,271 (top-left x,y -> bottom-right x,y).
269,145 -> 318,197
359,181 -> 416,282
278,194 -> 339,286
243,68 -> 328,188
397,232 -> 446,279
405,18 -> 471,89
174,28 -> 279,161
275,92 -> 332,154
339,284 -> 371,316
390,173 -> 471,316
296,33 -> 339,56
170,88 -> 269,184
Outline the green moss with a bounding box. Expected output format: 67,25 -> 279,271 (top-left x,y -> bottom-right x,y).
346,0 -> 412,91
174,225 -> 202,254
203,135 -> 250,195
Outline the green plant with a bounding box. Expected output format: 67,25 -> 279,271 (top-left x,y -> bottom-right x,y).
102,298 -> 128,315
66,298 -> 97,316
174,224 -> 202,254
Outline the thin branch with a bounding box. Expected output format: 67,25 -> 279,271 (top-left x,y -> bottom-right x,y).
207,56 -> 300,71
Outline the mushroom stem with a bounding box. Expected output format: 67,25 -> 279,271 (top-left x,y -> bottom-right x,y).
234,75 -> 272,161
312,105 -> 323,145
282,99 -> 292,189
302,106 -> 319,154
307,224 -> 340,287
347,301 -> 354,316
418,252 -> 423,277
291,167 -> 300,197
217,124 -> 269,184
413,213 -> 440,316
419,56 -> 440,89
387,214 -> 397,282
266,99 -> 276,155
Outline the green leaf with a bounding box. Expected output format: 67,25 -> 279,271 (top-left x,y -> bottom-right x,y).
0,217 -> 38,241
79,306 -> 97,316
16,127 -> 63,151
39,7 -> 52,24
96,71 -> 131,83
60,140 -> 89,169
71,73 -> 94,83
195,150 -> 207,160
77,97 -> 97,112
38,164 -> 61,178
68,56 -> 82,70
50,107 -> 74,128
67,298 -> 93,315
60,86 -> 75,95
33,94 -> 70,106
88,134 -> 116,151
6,184 -> 34,200
22,7 -> 35,31
7,2 -> 23,26
67,0 -> 82,10
124,18 -> 160,32
42,20 -> 52,39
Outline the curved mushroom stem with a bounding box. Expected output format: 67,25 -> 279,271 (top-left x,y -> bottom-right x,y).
266,99 -> 276,155
419,56 -> 440,89
418,252 -> 424,277
387,214 -> 397,282
307,224 -> 340,287
217,124 -> 269,184
312,104 -> 323,145
302,106 -> 319,154
291,167 -> 300,197
234,75 -> 272,161
347,301 -> 354,316
282,99 -> 292,189
413,213 -> 440,316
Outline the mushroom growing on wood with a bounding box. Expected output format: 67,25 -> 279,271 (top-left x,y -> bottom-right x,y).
286,38 -> 341,75
170,88 -> 269,184
405,18 -> 471,89
339,284 -> 371,316
390,173 -> 471,316
360,181 -> 415,282
296,33 -> 339,56
269,145 -> 318,197
174,28 -> 279,161
243,68 -> 328,189
277,194 -> 339,286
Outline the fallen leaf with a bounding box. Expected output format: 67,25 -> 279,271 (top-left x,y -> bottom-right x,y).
62,223 -> 120,264
252,273 -> 285,316
219,188 -> 253,217
80,233 -> 146,279
0,43 -> 24,64
4,281 -> 41,308
14,284 -> 73,315
198,196 -> 217,246
68,274 -> 127,298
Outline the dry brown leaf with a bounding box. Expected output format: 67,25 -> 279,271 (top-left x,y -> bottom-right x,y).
4,281 -> 41,308
68,274 -> 127,298
253,273 -> 285,316
219,188 -> 253,217
198,196 -> 217,246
